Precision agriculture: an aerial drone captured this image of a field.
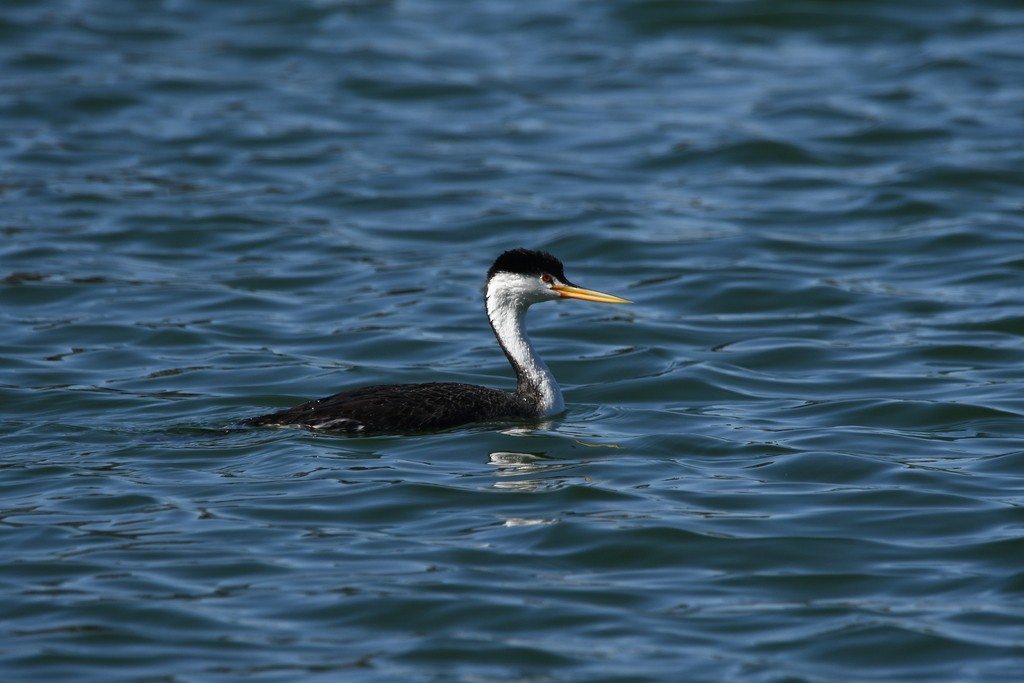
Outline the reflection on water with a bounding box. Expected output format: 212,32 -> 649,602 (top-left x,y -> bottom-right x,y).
487,450 -> 585,492
502,517 -> 556,527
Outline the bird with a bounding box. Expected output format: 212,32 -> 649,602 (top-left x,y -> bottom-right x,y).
241,248 -> 631,434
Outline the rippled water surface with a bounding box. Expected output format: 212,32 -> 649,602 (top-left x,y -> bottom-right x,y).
3,0 -> 1024,681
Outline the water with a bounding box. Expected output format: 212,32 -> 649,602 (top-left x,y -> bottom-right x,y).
3,0 -> 1024,680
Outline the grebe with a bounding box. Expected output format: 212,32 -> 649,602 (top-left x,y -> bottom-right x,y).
242,248 -> 630,434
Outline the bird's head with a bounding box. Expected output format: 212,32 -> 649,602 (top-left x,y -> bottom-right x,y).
485,248 -> 631,308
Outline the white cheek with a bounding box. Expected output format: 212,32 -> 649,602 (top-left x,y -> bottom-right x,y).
490,273 -> 552,305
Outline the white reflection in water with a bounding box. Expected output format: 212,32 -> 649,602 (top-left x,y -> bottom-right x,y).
486,450 -> 582,494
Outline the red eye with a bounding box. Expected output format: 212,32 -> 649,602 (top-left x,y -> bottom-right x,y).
541,274 -> 553,283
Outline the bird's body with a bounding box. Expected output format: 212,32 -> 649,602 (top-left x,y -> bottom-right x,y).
242,248 -> 630,435
243,382 -> 536,434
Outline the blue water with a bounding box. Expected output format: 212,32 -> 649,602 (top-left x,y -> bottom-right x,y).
3,0 -> 1024,681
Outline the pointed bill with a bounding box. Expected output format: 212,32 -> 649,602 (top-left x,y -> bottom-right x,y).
552,283 -> 632,304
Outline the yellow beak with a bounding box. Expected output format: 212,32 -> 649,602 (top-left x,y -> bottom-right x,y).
552,283 -> 632,304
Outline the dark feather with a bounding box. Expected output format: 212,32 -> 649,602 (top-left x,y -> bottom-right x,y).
487,248 -> 573,285
241,382 -> 538,434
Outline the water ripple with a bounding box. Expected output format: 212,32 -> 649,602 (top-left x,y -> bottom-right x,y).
4,0 -> 1024,681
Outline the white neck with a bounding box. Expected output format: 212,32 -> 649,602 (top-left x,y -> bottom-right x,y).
485,274 -> 564,416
